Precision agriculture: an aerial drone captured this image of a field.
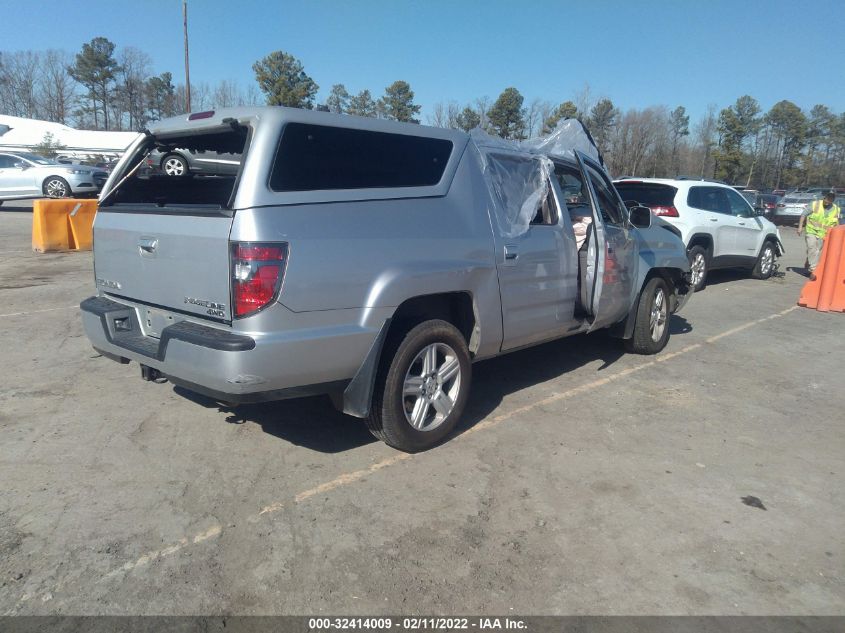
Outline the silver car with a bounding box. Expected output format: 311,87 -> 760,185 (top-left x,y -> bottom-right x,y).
0,151 -> 106,203
774,193 -> 816,225
81,107 -> 692,452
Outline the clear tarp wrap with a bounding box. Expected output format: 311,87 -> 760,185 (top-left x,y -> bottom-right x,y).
471,129 -> 553,238
523,118 -> 604,167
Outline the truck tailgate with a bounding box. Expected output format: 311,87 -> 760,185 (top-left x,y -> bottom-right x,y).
93,209 -> 234,321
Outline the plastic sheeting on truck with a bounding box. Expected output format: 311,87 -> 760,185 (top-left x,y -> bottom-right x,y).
469,118 -> 603,238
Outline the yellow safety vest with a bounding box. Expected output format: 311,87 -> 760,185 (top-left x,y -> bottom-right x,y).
806,200 -> 840,238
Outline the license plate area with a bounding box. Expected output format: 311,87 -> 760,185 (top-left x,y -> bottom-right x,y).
141,307 -> 177,338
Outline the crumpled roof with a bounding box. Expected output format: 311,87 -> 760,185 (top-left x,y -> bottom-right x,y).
469,118 -> 603,237
521,118 -> 604,167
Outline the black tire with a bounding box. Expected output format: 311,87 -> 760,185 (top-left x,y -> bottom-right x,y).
751,240 -> 776,279
368,319 -> 471,452
625,277 -> 672,355
687,245 -> 709,292
161,153 -> 189,177
42,176 -> 71,198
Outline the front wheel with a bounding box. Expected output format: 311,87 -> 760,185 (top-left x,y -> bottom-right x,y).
625,277 -> 672,355
752,241 -> 776,279
368,320 -> 471,452
687,245 -> 708,292
43,176 -> 71,198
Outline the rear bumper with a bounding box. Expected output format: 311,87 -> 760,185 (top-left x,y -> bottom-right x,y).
80,295 -> 381,403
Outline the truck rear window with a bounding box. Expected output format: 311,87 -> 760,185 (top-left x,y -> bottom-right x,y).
613,182 -> 677,208
102,126 -> 248,209
269,123 -> 452,192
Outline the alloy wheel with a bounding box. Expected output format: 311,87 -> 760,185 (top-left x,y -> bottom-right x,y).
402,342 -> 462,432
690,253 -> 706,286
649,287 -> 668,343
163,157 -> 185,176
760,246 -> 773,276
45,178 -> 68,198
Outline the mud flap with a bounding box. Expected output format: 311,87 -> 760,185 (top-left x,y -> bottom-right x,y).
341,318 -> 392,418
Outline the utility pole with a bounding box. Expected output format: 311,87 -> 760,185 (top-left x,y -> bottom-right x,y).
183,0 -> 191,112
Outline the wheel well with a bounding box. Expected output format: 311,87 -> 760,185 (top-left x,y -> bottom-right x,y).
687,234 -> 713,254
161,152 -> 186,165
644,267 -> 684,290
388,292 -> 476,354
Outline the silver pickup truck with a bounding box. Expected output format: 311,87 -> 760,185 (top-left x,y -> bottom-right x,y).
81,107 -> 691,451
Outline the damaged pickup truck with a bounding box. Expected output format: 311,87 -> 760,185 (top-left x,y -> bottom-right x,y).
81,108 -> 691,451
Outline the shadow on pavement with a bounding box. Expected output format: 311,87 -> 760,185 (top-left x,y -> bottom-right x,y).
174,317 -> 693,453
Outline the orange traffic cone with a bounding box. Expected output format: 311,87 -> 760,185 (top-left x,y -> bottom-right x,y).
798,225 -> 845,312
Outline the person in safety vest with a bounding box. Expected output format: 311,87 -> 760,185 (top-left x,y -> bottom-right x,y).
797,190 -> 840,280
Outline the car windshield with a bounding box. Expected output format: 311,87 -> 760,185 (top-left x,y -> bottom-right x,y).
14,152 -> 60,166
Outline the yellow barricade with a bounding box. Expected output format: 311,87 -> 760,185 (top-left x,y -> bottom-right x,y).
32,199 -> 98,252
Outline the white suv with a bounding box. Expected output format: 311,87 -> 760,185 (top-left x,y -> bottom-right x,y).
614,178 -> 784,291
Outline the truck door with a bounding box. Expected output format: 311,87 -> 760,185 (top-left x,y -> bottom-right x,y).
574,152 -> 638,331
495,162 -> 578,351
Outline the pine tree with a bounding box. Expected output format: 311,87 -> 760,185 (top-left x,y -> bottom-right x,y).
488,87 -> 526,139
378,80 -> 421,123
252,51 -> 318,109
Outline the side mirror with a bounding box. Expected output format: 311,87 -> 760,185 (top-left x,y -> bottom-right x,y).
14,161 -> 29,170
629,205 -> 652,228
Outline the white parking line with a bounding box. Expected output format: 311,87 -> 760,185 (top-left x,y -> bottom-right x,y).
0,305 -> 78,318
79,304 -> 801,589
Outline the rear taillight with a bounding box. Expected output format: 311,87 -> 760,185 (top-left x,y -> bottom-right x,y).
765,203 -> 775,209
230,242 -> 288,318
650,205 -> 679,217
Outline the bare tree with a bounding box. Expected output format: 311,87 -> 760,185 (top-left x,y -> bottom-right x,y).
572,83 -> 593,118
115,47 -> 152,130
0,51 -> 41,118
526,98 -> 551,138
474,95 -> 491,131
694,104 -> 718,178
38,50 -> 77,124
212,79 -> 239,108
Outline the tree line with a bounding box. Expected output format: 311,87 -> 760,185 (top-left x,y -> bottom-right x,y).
2,40 -> 843,189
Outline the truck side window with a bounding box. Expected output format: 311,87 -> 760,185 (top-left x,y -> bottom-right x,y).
587,166 -> 625,226
554,164 -> 590,217
530,184 -> 559,226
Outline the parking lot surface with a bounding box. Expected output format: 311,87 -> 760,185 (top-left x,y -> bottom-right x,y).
0,202 -> 842,615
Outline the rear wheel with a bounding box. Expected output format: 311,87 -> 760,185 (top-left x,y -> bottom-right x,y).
687,245 -> 708,291
43,176 -> 71,198
752,240 -> 776,279
162,154 -> 189,177
368,319 -> 471,452
625,277 -> 671,355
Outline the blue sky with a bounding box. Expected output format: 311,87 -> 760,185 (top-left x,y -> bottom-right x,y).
3,0 -> 844,123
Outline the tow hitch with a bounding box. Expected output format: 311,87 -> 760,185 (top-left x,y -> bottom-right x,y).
140,364 -> 165,382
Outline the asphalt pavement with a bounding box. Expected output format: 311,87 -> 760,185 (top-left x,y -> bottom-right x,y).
0,204 -> 842,615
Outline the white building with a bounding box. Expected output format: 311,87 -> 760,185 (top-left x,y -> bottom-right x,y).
0,114 -> 140,159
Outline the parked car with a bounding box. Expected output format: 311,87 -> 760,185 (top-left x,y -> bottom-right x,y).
837,197 -> 845,224
0,151 -> 107,201
144,146 -> 242,177
774,193 -> 817,226
613,178 -> 784,291
81,107 -> 692,452
755,193 -> 782,219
